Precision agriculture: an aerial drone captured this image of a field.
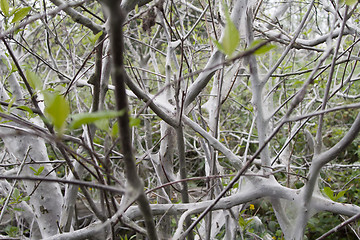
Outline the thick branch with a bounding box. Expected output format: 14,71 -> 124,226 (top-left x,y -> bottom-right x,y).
184,0 -> 248,107
107,2 -> 158,239
49,0 -> 103,34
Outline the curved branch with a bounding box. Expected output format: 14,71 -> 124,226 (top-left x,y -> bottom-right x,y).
312,195 -> 360,216
182,116 -> 242,168
125,178 -> 296,220
184,0 -> 248,107
49,0 -> 103,34
315,112 -> 360,168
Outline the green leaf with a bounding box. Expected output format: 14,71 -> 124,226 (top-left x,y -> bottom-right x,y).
0,0 -> 9,17
17,105 -> 34,115
212,4 -> 239,57
213,38 -> 224,53
94,118 -> 109,131
44,91 -> 70,132
10,62 -> 17,73
345,0 -> 357,5
135,4 -> 139,13
249,39 -> 276,55
129,117 -> 141,127
36,166 -> 44,175
254,43 -> 276,55
25,70 -> 42,91
11,7 -> 31,23
29,166 -> 44,175
69,110 -> 125,129
111,121 -> 119,138
88,31 -> 103,44
221,7 -> 239,56
246,218 -> 254,225
322,187 -> 335,201
13,207 -> 24,211
238,216 -> 246,227
6,97 -> 15,112
21,196 -> 30,201
334,189 -> 349,201
12,188 -> 20,200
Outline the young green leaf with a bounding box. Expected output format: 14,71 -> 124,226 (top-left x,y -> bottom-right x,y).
17,105 -> 34,115
334,189 -> 349,201
44,91 -> 70,132
11,7 -> 31,23
88,31 -> 103,44
254,43 -> 276,55
246,218 -> 254,225
212,38 -> 225,53
111,121 -> 119,138
0,0 -> 9,17
94,118 -> 109,131
25,70 -> 42,91
222,11 -> 240,56
238,216 -> 246,227
69,110 -> 125,129
11,62 -> 17,73
6,97 -> 15,112
129,117 -> 141,127
22,196 -> 30,201
29,166 -> 44,175
249,39 -> 276,55
135,4 -> 139,13
12,188 -> 20,200
212,4 -> 240,57
345,0 -> 357,5
322,187 -> 335,201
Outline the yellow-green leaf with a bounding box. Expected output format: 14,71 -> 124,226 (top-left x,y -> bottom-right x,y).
135,4 -> 139,13
94,118 -> 109,131
25,70 -> 42,91
249,39 -> 276,55
11,7 -> 31,23
129,117 -> 141,127
212,38 -> 224,53
111,121 -> 119,138
69,110 -> 125,129
6,97 -> 15,112
17,105 -> 34,115
222,16 -> 240,56
322,187 -> 335,201
221,5 -> 239,56
44,92 -> 70,132
345,0 -> 357,5
0,0 -> 9,17
254,43 -> 276,55
88,31 -> 103,44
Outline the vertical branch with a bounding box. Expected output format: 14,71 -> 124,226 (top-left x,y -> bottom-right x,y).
244,7 -> 271,168
175,39 -> 192,240
175,92 -> 192,239
88,34 -> 104,112
203,68 -> 224,239
176,124 -> 193,239
107,1 -> 158,239
315,5 -> 348,155
99,42 -> 111,110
